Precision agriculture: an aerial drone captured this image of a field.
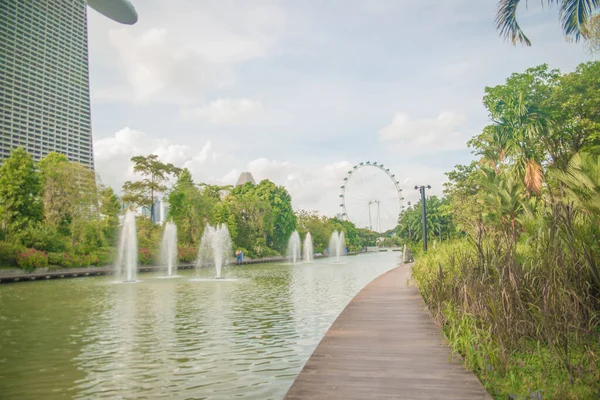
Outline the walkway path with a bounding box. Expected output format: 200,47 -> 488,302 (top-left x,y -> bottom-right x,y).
285,263 -> 491,399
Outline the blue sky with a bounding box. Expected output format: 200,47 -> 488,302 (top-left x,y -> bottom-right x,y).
87,0 -> 594,231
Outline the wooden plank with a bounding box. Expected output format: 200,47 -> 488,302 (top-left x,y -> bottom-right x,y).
285,264 -> 491,400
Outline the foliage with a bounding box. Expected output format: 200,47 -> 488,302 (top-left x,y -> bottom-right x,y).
17,248 -> 48,272
17,225 -> 68,253
252,180 -> 297,252
0,147 -> 42,234
413,240 -> 600,399
495,0 -> 600,46
138,248 -> 154,265
0,241 -> 24,266
414,61 -> 600,398
38,152 -> 99,241
122,154 -> 181,223
167,169 -> 219,247
396,196 -> 455,245
47,249 -> 113,268
177,246 -> 196,263
136,216 -> 161,251
99,186 -> 121,245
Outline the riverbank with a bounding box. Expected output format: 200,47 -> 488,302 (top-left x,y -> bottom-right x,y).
0,252 -> 364,284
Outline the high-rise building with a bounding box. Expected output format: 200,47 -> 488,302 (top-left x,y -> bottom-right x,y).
0,0 -> 137,168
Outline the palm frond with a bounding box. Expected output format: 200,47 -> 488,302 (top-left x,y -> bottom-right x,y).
559,0 -> 600,41
524,159 -> 543,194
496,0 -> 532,45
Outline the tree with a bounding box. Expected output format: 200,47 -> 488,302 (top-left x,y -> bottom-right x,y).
0,147 -> 42,234
122,154 -> 181,223
38,152 -> 99,243
253,180 -> 297,252
226,188 -> 273,255
471,63 -> 600,193
167,169 -> 207,246
99,186 -> 121,245
496,0 -> 600,46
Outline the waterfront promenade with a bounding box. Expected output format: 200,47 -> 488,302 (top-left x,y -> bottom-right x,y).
285,263 -> 491,399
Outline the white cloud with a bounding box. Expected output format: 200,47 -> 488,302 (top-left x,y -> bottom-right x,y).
93,127 -> 218,191
180,99 -> 263,124
378,111 -> 469,152
91,0 -> 285,104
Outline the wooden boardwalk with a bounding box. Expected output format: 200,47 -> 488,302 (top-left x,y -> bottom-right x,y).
285,264 -> 491,400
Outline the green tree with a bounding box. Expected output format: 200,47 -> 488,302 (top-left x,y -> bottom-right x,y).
253,180 -> 297,252
0,148 -> 42,234
38,152 -> 99,244
167,169 -> 204,246
122,154 -> 181,223
99,186 -> 121,245
496,0 -> 600,46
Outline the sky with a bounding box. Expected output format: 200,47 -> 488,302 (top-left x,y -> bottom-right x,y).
87,0 -> 594,232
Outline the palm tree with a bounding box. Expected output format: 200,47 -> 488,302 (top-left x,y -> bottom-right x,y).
496,0 -> 600,45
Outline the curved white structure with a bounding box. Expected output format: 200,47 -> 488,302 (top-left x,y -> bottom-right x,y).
87,0 -> 138,24
338,161 -> 404,226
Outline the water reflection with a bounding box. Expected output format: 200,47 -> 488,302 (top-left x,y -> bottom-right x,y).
0,252 -> 400,399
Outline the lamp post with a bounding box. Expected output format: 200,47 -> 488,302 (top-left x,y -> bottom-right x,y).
414,185 -> 431,251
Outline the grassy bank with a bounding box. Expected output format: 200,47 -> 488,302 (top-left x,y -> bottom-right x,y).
412,240 -> 600,399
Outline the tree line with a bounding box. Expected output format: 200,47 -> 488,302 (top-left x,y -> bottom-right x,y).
0,148 -> 388,272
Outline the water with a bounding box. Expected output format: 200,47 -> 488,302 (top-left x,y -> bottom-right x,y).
287,231 -> 301,264
115,210 -> 138,282
160,222 -> 178,277
328,231 -> 346,263
0,252 -> 400,399
303,232 -> 313,263
198,224 -> 233,279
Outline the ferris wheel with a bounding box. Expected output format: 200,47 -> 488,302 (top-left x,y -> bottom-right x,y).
338,161 -> 404,232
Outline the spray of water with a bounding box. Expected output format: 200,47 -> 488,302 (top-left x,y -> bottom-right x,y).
329,230 -> 346,263
303,232 -> 313,263
287,230 -> 301,264
159,222 -> 178,276
197,224 -> 233,279
115,210 -> 138,282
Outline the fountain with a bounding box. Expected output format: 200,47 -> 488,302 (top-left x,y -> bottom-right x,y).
159,222 -> 178,277
115,210 -> 138,282
197,224 -> 232,279
328,230 -> 346,263
287,231 -> 301,264
303,232 -> 313,263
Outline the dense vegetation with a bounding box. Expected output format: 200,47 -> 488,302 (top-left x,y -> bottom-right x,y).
0,149 -> 385,271
408,61 -> 600,398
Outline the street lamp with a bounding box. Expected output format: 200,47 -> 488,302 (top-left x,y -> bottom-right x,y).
414,185 -> 431,251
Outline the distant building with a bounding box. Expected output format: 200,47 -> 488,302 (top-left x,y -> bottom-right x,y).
235,172 -> 256,186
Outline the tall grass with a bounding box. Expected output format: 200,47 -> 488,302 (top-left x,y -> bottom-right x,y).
413,235 -> 600,399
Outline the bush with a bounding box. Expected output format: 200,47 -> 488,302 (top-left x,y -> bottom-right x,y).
95,247 -> 116,266
48,252 -> 64,266
0,241 -> 25,266
17,248 -> 48,272
18,225 -> 68,252
177,246 -> 196,263
138,248 -> 153,265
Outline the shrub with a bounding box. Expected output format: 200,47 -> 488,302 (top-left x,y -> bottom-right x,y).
17,248 -> 48,272
18,225 -> 68,252
48,252 -> 64,266
0,241 -> 25,266
95,247 -> 116,266
138,248 -> 153,265
177,246 -> 196,263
